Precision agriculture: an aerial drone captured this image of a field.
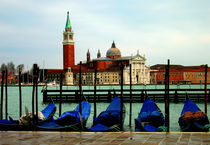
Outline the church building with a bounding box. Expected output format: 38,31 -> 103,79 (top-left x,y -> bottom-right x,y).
46,12 -> 150,85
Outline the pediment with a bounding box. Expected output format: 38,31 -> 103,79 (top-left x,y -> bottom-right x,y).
132,55 -> 145,61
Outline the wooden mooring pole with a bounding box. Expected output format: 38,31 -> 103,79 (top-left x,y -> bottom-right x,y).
1,70 -> 5,120
32,65 -> 35,124
59,72 -> 63,116
129,63 -> 132,127
79,61 -> 82,129
120,63 -> 124,131
35,65 -> 39,123
5,69 -> 8,120
19,68 -> 22,118
93,68 -> 97,124
165,59 -> 170,132
205,64 -> 208,114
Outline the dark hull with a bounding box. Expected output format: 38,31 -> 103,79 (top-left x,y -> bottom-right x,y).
0,123 -> 28,131
180,121 -> 209,132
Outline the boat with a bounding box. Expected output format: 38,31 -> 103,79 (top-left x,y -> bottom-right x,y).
88,97 -> 125,132
0,103 -> 56,131
46,80 -> 59,87
135,99 -> 166,132
178,99 -> 210,132
36,101 -> 91,131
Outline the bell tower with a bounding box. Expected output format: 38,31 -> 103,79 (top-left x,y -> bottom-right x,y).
63,12 -> 75,70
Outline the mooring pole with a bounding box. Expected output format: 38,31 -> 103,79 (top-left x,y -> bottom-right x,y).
59,72 -> 63,116
35,66 -> 39,123
0,70 -> 5,120
204,64 -> 208,114
32,65 -> 35,124
120,62 -> 124,131
93,68 -> 97,125
19,68 -> 22,118
165,59 -> 170,132
79,61 -> 82,129
129,63 -> 132,127
5,69 -> 8,120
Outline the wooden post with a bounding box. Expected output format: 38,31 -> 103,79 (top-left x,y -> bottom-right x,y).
0,70 -> 5,120
79,61 -> 82,129
35,66 -> 39,123
93,68 -> 97,125
165,59 -> 170,132
5,69 -> 8,120
32,65 -> 35,124
108,90 -> 112,102
120,63 -> 124,131
129,63 -> 132,127
141,90 -> 144,102
19,68 -> 22,118
59,72 -> 63,116
204,64 -> 208,114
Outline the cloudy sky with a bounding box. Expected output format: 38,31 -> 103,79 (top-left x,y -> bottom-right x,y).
0,0 -> 210,69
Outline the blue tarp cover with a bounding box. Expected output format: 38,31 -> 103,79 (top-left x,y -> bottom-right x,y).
106,97 -> 121,112
135,99 -> 165,131
74,101 -> 92,121
38,101 -> 91,129
41,103 -> 56,119
180,100 -> 200,116
54,101 -> 91,126
89,97 -> 121,131
140,99 -> 160,114
137,99 -> 164,122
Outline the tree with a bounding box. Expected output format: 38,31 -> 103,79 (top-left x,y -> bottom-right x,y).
16,64 -> 24,73
0,63 -> 7,74
7,61 -> 15,75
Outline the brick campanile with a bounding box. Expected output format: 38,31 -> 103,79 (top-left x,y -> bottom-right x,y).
63,12 -> 75,70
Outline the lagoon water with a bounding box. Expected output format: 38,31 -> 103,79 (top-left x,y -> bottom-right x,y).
0,84 -> 209,131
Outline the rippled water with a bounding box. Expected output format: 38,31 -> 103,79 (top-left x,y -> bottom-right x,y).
0,84 -> 209,131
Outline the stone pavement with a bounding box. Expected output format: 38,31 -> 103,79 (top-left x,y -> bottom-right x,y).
0,131 -> 210,145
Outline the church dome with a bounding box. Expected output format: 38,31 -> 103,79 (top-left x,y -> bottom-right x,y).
106,41 -> 121,59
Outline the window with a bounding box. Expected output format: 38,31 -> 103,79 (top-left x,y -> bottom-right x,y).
69,34 -> 72,40
64,34 -> 67,40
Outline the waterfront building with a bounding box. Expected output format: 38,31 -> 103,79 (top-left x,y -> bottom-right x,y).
46,12 -> 150,85
150,64 -> 210,84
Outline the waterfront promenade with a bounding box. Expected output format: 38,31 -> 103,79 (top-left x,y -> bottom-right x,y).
1,131 -> 210,145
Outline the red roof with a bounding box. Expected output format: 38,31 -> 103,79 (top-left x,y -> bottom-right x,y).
47,69 -> 63,74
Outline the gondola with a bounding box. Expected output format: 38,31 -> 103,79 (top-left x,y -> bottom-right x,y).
0,103 -> 56,131
135,99 -> 166,132
178,99 -> 209,132
36,101 -> 91,131
88,97 -> 125,132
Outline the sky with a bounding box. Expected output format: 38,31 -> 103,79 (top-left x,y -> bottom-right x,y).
0,0 -> 210,70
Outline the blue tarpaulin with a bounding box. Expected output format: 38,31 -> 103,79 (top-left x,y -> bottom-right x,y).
88,97 -> 122,131
56,101 -> 91,124
41,103 -> 56,119
135,99 -> 165,132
